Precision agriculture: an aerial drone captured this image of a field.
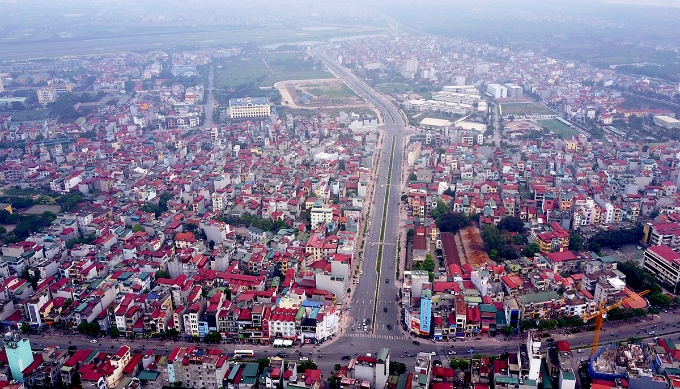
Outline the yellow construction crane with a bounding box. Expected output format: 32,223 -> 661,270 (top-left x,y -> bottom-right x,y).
582,289 -> 650,354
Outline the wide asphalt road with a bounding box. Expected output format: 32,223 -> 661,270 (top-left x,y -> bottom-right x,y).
313,48 -> 405,340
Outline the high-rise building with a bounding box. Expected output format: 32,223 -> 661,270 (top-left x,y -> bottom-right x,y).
486,84 -> 508,99
474,63 -> 490,74
4,332 -> 34,382
506,84 -> 523,98
37,87 -> 57,105
0,77 -> 4,93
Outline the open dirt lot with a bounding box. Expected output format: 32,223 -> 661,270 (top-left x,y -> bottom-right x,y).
275,79 -> 370,110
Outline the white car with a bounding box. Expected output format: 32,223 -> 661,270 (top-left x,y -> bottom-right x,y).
300,356 -> 309,361
371,243 -> 375,247
429,352 -> 437,356
360,270 -> 363,274
89,339 -> 98,344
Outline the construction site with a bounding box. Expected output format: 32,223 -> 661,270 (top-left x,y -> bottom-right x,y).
589,343 -> 653,380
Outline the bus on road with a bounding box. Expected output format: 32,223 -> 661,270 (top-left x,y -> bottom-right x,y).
234,349 -> 254,357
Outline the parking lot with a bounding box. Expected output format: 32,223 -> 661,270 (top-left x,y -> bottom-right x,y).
600,244 -> 645,264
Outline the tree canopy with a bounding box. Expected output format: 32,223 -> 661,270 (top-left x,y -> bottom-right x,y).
587,227 -> 643,250
497,216 -> 525,233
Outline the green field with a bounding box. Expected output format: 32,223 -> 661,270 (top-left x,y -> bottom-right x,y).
0,110 -> 47,122
307,83 -> 357,98
538,119 -> 578,138
214,53 -> 333,89
500,102 -> 554,116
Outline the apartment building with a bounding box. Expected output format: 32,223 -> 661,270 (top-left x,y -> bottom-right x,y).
167,347 -> 230,389
643,245 -> 680,288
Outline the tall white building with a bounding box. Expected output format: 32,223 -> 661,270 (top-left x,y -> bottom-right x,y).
486,84 -> 508,99
506,84 -> 523,98
0,77 -> 4,93
403,59 -> 418,73
402,59 -> 418,79
37,87 -> 57,105
521,330 -> 542,381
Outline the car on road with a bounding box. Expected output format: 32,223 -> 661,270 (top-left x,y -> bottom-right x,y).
383,307 -> 388,312
341,355 -> 351,360
385,278 -> 389,283
89,340 -> 98,344
577,349 -> 584,353
381,185 -> 384,188
447,351 -> 457,355
371,243 -> 374,247
360,270 -> 363,274
387,324 -> 392,330
467,348 -> 474,354
277,352 -> 288,358
429,352 -> 437,356
412,340 -> 420,345
300,356 -> 309,361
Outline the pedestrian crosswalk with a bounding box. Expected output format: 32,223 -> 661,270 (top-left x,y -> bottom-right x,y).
346,333 -> 409,340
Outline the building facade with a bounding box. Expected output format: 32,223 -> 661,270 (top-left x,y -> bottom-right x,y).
229,97 -> 270,118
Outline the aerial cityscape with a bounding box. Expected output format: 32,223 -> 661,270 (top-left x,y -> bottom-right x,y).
3,0 -> 680,388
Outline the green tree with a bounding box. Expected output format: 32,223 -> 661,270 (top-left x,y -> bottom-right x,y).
457,359 -> 469,371
408,173 -> 418,182
20,267 -> 40,289
430,200 -> 450,220
338,159 -> 346,171
513,234 -> 525,245
422,254 -> 436,272
36,195 -> 56,205
132,224 -> 145,232
257,357 -> 270,372
522,243 -> 541,258
569,230 -> 585,251
155,269 -> 171,280
141,203 -> 163,218
110,327 -> 120,337
482,224 -> 503,252
298,361 -> 318,371
588,241 -> 601,254
20,322 -> 30,333
449,359 -> 460,369
497,216 -> 525,233
166,328 -> 179,339
204,331 -> 222,344
389,361 -> 407,375
436,212 -> 471,233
